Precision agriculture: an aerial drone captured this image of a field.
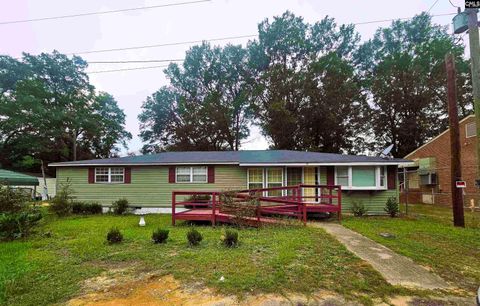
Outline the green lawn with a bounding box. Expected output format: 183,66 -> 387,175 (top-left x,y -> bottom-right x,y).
343,203 -> 480,292
0,213 -> 407,306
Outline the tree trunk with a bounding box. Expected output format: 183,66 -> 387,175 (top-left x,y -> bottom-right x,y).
73,131 -> 77,161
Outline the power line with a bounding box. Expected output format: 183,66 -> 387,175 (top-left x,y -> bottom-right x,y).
427,0 -> 440,13
449,0 -> 461,8
87,64 -> 170,74
0,0 -> 210,25
65,34 -> 257,56
18,12 -> 455,59
49,12 -> 463,74
88,59 -> 184,64
353,12 -> 456,25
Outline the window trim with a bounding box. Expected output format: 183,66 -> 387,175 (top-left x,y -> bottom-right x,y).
334,166 -> 387,190
95,167 -> 125,184
175,166 -> 208,183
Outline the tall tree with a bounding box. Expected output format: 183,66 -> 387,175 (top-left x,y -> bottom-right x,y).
0,51 -> 131,172
248,12 -> 367,153
139,43 -> 253,152
356,13 -> 472,157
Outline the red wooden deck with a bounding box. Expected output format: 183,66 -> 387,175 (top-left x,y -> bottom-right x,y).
172,185 -> 341,227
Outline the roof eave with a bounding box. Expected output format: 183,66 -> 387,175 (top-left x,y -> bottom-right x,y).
49,161 -> 240,167
239,161 -> 411,166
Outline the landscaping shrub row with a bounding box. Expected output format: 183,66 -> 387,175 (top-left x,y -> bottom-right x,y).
106,227 -> 239,247
72,202 -> 103,215
350,196 -> 400,217
50,180 -> 132,216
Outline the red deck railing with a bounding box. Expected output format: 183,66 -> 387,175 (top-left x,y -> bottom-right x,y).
172,184 -> 341,226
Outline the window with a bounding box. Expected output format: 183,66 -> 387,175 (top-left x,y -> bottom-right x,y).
335,166 -> 387,190
379,166 -> 386,187
466,122 -> 476,138
95,167 -> 124,183
286,167 -> 302,196
352,166 -> 376,187
247,168 -> 264,190
266,168 -> 283,197
335,167 -> 349,186
176,166 -> 207,183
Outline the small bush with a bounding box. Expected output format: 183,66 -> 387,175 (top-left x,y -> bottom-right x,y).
0,210 -> 42,241
106,227 -> 123,244
222,229 -> 239,247
185,194 -> 211,209
351,200 -> 367,217
186,228 -> 203,246
72,202 -> 102,215
49,180 -> 75,216
0,185 -> 29,213
384,197 -> 399,218
112,198 -> 129,215
152,228 -> 169,244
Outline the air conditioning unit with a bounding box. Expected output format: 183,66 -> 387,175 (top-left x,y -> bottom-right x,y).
419,172 -> 437,186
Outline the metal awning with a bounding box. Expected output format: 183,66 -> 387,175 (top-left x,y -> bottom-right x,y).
0,169 -> 39,186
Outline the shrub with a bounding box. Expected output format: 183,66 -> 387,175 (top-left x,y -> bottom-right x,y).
0,210 -> 42,241
49,180 -> 75,216
0,184 -> 42,241
152,228 -> 169,244
185,194 -> 211,209
112,198 -> 129,215
220,191 -> 258,227
384,197 -> 400,218
72,202 -> 102,215
222,229 -> 239,247
0,184 -> 29,213
351,200 -> 367,217
186,228 -> 203,246
106,227 -> 123,244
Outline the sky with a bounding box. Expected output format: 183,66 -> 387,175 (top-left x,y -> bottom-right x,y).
0,0 -> 467,155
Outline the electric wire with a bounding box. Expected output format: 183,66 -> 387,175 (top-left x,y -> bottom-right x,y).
0,0 -> 211,25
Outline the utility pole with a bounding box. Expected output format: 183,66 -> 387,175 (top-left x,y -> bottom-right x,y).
445,54 -> 465,227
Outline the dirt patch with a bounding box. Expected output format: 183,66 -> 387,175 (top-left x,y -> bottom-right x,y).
68,271 -> 355,306
68,269 -> 476,306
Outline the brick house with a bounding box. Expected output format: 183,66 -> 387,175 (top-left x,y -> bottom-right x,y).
400,115 -> 478,206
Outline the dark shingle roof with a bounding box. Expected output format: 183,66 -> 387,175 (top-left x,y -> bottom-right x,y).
49,150 -> 410,167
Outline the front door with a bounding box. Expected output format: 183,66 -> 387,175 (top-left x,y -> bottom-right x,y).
303,167 -> 319,202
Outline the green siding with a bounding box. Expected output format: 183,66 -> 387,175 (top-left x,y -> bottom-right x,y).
57,165 -> 398,213
319,166 -> 398,214
56,165 -> 247,207
340,190 -> 398,214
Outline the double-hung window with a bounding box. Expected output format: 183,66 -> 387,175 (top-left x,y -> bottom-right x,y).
95,167 -> 125,183
175,166 -> 207,183
247,168 -> 264,190
335,166 -> 387,190
266,168 -> 283,197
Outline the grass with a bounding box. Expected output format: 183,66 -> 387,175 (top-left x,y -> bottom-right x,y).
343,203 -> 480,292
0,213 -> 407,306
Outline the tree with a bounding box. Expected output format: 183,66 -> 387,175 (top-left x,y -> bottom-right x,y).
0,51 -> 131,172
356,13 -> 472,157
248,11 -> 367,153
139,43 -> 253,152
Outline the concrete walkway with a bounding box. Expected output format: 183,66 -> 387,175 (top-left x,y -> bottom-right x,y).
311,223 -> 451,290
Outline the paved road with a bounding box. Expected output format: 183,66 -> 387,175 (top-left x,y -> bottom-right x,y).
311,223 -> 451,290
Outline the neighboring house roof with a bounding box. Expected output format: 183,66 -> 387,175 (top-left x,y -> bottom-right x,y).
49,150 -> 410,167
0,169 -> 40,186
404,114 -> 475,159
